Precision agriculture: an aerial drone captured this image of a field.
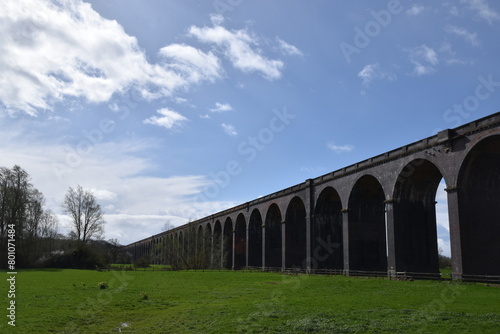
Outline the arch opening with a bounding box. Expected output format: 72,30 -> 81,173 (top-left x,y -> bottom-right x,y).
394,159 -> 443,275
234,214 -> 247,269
348,175 -> 387,272
223,218 -> 233,269
248,209 -> 263,267
195,225 -> 206,269
185,227 -> 197,268
205,223 -> 213,268
285,197 -> 307,269
313,187 -> 343,270
265,204 -> 282,268
165,233 -> 175,265
213,221 -> 222,268
458,135 -> 500,276
178,231 -> 185,267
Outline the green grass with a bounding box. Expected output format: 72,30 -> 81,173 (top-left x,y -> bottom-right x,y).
2,269 -> 500,333
109,263 -> 173,271
440,267 -> 452,279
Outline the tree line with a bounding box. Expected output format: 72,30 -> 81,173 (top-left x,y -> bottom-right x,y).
0,165 -> 60,268
0,165 -> 118,269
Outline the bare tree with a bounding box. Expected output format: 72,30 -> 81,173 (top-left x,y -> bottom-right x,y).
0,165 -> 60,267
162,220 -> 175,231
62,185 -> 105,243
39,210 -> 59,240
0,165 -> 31,239
38,210 -> 60,255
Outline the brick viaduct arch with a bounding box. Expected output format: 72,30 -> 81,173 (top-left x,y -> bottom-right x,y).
124,112 -> 500,281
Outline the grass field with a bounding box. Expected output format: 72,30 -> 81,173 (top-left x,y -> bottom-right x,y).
2,269 -> 500,333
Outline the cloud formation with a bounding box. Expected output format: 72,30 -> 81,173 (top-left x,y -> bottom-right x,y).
143,108 -> 188,129
221,123 -> 238,136
158,43 -> 223,84
461,0 -> 500,24
189,23 -> 284,80
327,142 -> 354,154
406,4 -> 425,16
445,25 -> 479,46
210,102 -> 233,112
407,44 -> 439,75
358,63 -> 396,86
0,0 -> 181,114
0,0 -> 292,116
0,125 -> 235,243
276,38 -> 303,57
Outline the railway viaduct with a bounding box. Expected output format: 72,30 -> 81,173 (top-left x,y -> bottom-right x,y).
124,112 -> 500,281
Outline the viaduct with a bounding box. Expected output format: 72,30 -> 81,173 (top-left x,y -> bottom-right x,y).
124,112 -> 500,281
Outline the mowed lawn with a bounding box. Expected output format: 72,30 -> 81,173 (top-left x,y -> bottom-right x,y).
2,269 -> 500,333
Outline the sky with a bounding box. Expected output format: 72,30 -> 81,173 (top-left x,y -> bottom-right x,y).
1,0 -> 500,256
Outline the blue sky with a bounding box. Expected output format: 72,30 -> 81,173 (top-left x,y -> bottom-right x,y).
1,1 -> 500,254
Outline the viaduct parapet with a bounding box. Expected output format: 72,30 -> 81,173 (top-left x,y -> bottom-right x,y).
124,112 -> 500,281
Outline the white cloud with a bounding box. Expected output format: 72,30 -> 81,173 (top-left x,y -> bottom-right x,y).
143,108 -> 188,129
0,125 -> 235,244
276,38 -> 303,57
158,43 -> 222,83
210,102 -> 233,112
0,0 -> 186,115
419,45 -> 439,65
461,0 -> 500,24
358,63 -> 397,86
327,142 -> 354,154
221,123 -> 238,136
0,0 -> 286,116
407,45 -> 439,76
438,42 -> 473,66
189,24 -> 284,80
358,64 -> 378,86
413,63 -> 433,76
89,188 -> 117,201
103,214 -> 185,244
406,4 -> 425,16
445,25 -> 480,46
210,13 -> 225,26
174,97 -> 188,104
449,6 -> 460,16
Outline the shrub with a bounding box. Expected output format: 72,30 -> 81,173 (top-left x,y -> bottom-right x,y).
98,282 -> 108,289
439,254 -> 452,269
133,257 -> 150,268
43,243 -> 105,269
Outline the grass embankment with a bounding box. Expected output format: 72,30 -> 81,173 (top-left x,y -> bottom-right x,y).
1,269 -> 500,333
